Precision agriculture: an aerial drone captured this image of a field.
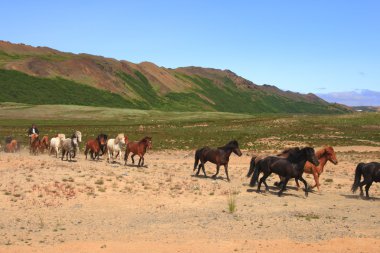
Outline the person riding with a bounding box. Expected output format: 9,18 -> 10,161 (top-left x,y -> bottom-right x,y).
28,124 -> 40,144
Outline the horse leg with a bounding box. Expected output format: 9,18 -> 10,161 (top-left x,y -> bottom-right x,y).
141,156 -> 145,167
131,154 -> 136,164
224,164 -> 230,182
61,150 -> 65,161
312,172 -> 321,191
278,177 -> 290,196
295,179 -> 300,190
201,163 -> 207,177
364,181 -> 373,199
196,163 -> 202,176
137,157 -> 142,167
124,151 -> 130,166
257,172 -> 270,193
358,180 -> 367,196
298,176 -> 309,197
212,165 -> 220,178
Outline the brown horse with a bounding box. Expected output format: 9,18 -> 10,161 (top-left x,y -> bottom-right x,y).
38,135 -> 50,153
84,134 -> 108,160
124,136 -> 152,167
29,134 -> 40,155
294,146 -> 338,191
5,139 -> 18,153
194,140 -> 242,181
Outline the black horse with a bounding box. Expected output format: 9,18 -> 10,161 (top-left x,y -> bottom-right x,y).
247,147 -> 300,187
251,147 -> 319,197
193,140 -> 242,181
97,133 -> 108,156
351,162 -> 380,199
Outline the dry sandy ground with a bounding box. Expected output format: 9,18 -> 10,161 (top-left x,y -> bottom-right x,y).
0,146 -> 379,253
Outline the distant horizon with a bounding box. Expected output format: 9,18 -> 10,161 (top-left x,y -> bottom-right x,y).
1,0 -> 379,95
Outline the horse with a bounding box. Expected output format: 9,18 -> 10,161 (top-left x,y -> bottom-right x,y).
50,134 -> 66,158
251,147 -> 319,197
5,139 -> 18,153
97,133 -> 108,156
273,146 -> 338,191
352,162 -> 380,199
38,135 -> 50,153
84,134 -> 108,160
70,131 -> 82,158
107,133 -> 126,163
29,134 -> 41,155
61,132 -> 80,161
193,140 -> 242,182
124,136 -> 152,167
295,146 -> 338,191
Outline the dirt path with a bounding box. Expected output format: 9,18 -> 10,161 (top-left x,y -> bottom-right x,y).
0,147 -> 379,253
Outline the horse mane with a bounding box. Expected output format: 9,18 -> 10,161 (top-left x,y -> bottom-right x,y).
316,146 -> 334,159
139,136 -> 151,143
218,140 -> 238,150
286,147 -> 314,163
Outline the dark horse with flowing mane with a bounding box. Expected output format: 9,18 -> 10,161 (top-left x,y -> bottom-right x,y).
352,162 -> 380,199
273,146 -> 338,191
249,147 -> 319,197
124,136 -> 152,167
194,140 -> 242,181
84,134 -> 108,160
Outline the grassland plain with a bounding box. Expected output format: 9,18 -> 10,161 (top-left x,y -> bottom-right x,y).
0,103 -> 379,150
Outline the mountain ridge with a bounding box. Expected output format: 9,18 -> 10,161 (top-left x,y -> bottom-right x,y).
0,40 -> 351,114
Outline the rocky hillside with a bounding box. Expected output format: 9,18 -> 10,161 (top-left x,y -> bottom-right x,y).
0,41 -> 351,113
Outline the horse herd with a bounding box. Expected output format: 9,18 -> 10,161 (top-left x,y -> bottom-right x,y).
2,135 -> 380,199
194,140 -> 379,199
6,131 -> 153,166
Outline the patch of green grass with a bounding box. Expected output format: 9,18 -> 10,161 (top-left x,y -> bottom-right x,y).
0,69 -> 138,108
295,212 -> 320,221
227,190 -> 237,213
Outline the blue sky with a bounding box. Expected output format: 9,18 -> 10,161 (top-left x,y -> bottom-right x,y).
1,0 -> 379,94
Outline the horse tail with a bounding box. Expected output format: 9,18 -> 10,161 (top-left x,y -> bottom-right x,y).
194,148 -> 202,171
247,156 -> 257,177
250,160 -> 262,187
352,163 -> 365,193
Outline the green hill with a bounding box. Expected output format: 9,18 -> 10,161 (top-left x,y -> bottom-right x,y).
0,41 -> 352,114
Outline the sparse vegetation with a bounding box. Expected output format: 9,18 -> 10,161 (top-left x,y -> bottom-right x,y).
0,104 -> 378,150
227,190 -> 237,213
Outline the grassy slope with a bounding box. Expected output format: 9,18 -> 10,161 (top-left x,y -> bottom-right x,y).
0,103 -> 378,150
0,67 -> 349,114
0,69 -> 138,108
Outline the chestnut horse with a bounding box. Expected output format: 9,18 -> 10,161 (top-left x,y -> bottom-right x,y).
194,140 -> 242,181
38,136 -> 50,153
5,139 -> 18,153
124,136 -> 152,167
84,134 -> 108,160
294,146 -> 338,191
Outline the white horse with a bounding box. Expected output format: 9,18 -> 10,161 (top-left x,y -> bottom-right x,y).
107,133 -> 125,163
49,134 -> 66,158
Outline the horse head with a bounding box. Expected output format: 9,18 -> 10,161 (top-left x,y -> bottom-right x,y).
227,140 -> 242,156
97,134 -> 108,146
324,146 -> 338,165
303,147 -> 319,166
75,131 -> 82,142
115,133 -> 125,145
142,136 -> 152,149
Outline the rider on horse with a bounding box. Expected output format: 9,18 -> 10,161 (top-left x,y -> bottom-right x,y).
28,124 -> 40,144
